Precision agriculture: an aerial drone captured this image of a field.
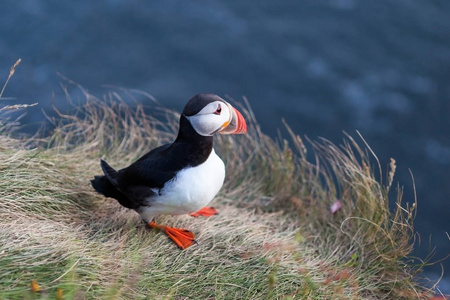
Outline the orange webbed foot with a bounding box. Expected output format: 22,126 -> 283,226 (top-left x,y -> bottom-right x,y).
149,222 -> 196,250
189,206 -> 219,217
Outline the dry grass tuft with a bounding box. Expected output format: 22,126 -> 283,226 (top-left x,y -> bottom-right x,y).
0,58 -> 22,99
0,82 -> 442,299
1,59 -> 39,139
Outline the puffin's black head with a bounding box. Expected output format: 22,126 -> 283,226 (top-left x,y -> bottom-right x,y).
181,94 -> 247,137
182,94 -> 224,117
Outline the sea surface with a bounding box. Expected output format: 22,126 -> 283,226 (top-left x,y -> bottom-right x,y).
1,0 -> 449,293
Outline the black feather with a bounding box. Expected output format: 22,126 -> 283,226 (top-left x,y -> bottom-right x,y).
90,175 -> 137,209
100,159 -> 119,187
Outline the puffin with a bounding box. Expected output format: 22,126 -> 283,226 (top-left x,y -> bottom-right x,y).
91,94 -> 247,249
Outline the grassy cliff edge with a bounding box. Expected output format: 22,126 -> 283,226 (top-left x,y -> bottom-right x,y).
0,88 -> 441,299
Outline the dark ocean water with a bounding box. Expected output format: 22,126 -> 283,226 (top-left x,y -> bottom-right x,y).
1,0 -> 449,293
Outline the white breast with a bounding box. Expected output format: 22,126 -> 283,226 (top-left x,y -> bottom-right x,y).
138,149 -> 225,222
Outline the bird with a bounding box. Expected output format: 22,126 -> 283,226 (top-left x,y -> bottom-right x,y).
91,94 -> 247,249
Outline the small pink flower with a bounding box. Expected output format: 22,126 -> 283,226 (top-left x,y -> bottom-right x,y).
330,200 -> 343,214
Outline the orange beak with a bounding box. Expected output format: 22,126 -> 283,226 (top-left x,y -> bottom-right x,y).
219,104 -> 247,135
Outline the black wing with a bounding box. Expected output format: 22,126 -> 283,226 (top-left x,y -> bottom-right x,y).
92,134 -> 212,209
91,144 -> 176,208
118,143 -> 178,189
105,142 -> 198,207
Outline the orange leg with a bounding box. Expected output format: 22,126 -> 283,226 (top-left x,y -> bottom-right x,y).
148,222 -> 196,250
189,206 -> 219,217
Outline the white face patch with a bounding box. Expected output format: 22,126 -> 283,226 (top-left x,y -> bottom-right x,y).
186,101 -> 232,136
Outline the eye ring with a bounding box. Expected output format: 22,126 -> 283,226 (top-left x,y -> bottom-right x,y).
214,104 -> 222,115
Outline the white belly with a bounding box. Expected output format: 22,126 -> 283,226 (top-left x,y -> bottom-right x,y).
138,149 -> 225,221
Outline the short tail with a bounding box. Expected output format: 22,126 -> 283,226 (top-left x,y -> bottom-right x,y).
91,175 -> 116,197
90,160 -> 135,209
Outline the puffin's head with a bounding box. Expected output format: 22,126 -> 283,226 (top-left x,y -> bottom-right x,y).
183,94 -> 247,136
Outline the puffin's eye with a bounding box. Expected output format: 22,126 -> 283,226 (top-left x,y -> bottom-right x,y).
214,104 -> 222,115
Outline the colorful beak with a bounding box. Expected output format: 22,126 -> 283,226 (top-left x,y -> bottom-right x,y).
219,103 -> 247,135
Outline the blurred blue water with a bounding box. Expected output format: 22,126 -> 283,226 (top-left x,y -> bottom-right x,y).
1,0 -> 449,293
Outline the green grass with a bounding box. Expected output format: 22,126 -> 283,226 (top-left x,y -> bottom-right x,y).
0,79 -> 443,298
